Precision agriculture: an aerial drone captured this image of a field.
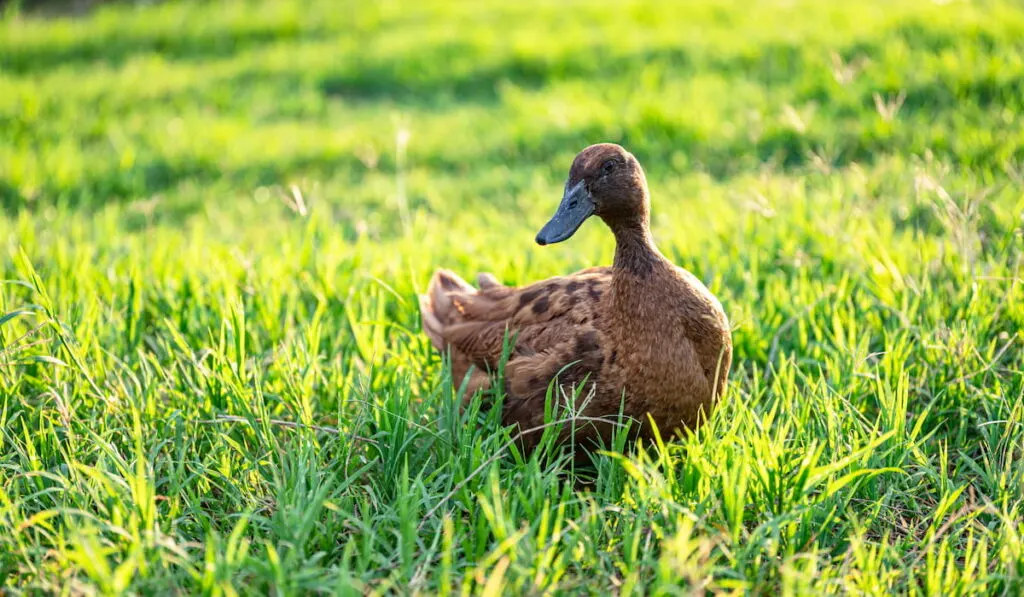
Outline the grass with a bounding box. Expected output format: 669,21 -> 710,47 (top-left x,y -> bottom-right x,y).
2,0 -> 1024,593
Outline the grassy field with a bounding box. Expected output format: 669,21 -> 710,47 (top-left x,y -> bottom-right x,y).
2,0 -> 1024,593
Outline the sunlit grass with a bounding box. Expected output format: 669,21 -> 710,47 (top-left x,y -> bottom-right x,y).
2,0 -> 1024,593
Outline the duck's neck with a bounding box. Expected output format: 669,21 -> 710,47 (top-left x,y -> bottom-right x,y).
612,217 -> 660,276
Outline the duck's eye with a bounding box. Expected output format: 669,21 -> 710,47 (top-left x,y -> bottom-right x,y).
601,160 -> 616,175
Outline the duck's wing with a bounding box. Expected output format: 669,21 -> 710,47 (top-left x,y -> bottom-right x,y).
419,267 -> 613,407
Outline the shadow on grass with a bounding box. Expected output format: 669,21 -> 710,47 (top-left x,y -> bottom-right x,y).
0,117 -> 915,219
316,40 -> 816,107
0,151 -> 370,220
2,20 -> 333,75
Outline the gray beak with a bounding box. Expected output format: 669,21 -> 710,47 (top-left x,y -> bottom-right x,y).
535,180 -> 595,245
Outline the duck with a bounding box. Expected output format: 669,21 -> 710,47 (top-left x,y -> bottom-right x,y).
419,143 -> 732,454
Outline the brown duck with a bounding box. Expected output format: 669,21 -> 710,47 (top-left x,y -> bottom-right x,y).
420,143 -> 732,453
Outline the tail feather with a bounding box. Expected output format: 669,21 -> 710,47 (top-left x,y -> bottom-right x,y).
419,294 -> 445,351
435,269 -> 474,293
476,272 -> 501,289
420,269 -> 477,351
420,269 -> 504,401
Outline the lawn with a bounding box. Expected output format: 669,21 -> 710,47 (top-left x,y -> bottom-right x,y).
2,0 -> 1024,593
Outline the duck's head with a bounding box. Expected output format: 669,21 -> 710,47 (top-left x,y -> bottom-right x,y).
536,143 -> 649,246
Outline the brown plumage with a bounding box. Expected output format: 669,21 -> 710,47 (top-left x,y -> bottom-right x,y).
420,143 -> 732,454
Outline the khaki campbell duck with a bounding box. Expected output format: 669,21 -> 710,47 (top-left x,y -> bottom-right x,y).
420,143 -> 732,454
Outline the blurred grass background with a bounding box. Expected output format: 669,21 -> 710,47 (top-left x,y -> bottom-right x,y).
2,0 -> 1024,594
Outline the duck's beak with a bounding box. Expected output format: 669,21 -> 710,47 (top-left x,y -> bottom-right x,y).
535,180 -> 595,245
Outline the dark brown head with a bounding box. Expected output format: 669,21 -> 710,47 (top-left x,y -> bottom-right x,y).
536,143 -> 650,245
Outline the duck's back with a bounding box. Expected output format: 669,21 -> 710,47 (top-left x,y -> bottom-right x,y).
420,268 -> 615,434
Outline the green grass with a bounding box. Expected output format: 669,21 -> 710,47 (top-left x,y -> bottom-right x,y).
2,0 -> 1024,593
